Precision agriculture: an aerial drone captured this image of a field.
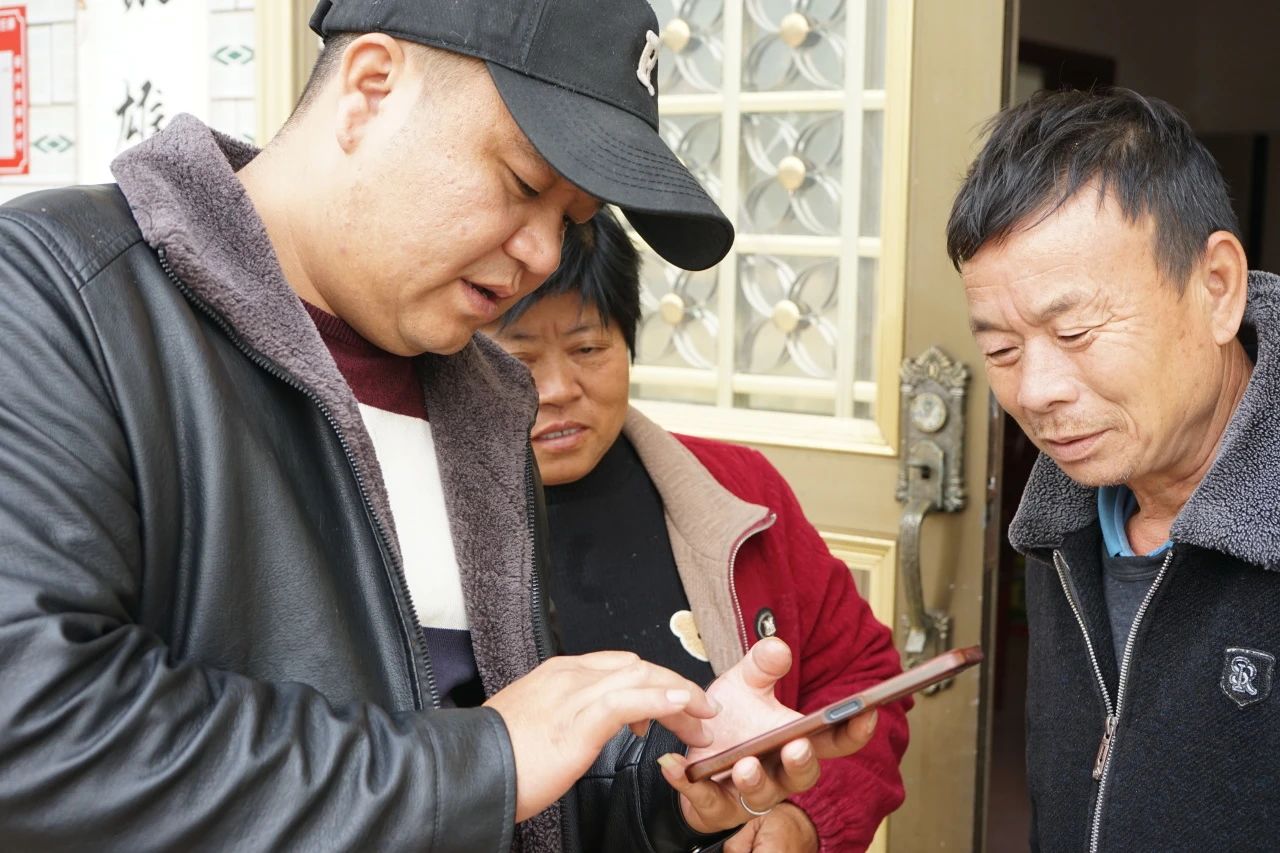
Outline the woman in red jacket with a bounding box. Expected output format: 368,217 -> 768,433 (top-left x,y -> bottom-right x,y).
487,210 -> 909,852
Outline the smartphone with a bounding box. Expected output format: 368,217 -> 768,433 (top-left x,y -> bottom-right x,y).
684,645 -> 984,783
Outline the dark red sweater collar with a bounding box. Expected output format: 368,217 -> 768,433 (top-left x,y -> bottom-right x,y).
302,300 -> 426,420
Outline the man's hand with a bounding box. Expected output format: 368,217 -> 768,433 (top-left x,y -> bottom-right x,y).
724,803 -> 819,853
655,637 -> 878,833
484,651 -> 719,821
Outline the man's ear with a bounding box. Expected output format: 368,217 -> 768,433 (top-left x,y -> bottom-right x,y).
333,33 -> 407,154
1197,231 -> 1249,347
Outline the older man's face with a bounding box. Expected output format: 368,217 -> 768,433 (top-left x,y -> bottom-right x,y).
962,187 -> 1226,487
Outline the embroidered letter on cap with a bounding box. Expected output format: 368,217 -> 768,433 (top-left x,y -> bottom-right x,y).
1221,647 -> 1275,708
636,30 -> 660,97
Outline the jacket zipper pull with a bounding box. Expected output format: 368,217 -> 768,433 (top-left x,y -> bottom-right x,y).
1092,714 -> 1118,781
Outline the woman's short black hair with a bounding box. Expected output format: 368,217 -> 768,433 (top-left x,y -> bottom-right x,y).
946,87 -> 1241,287
501,208 -> 643,356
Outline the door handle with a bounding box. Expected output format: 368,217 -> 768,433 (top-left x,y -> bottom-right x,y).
895,347 -> 969,692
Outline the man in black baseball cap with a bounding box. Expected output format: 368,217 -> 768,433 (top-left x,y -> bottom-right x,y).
0,0 -> 878,849
310,0 -> 734,272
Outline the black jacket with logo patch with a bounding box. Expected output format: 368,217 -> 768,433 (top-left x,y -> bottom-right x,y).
1014,271 -> 1280,853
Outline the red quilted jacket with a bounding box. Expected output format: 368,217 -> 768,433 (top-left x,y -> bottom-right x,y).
675,433 -> 911,852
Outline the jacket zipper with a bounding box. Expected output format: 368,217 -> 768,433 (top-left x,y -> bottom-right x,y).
1053,547 -> 1174,853
522,449 -> 566,848
158,248 -> 439,710
729,513 -> 777,651
524,449 -> 550,664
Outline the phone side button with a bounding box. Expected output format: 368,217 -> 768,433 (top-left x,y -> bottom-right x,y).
824,697 -> 865,723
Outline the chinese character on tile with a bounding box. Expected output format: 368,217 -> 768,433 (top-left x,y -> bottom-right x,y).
115,80 -> 166,146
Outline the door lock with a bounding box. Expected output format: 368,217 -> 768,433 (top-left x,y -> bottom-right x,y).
896,346 -> 969,692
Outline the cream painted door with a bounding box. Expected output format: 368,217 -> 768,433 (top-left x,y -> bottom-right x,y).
630,2 -> 1008,850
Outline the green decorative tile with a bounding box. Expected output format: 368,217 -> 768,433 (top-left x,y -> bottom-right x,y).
33,133 -> 73,154
212,44 -> 255,66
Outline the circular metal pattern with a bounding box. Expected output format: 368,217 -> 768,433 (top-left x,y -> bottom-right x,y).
651,0 -> 723,93
662,17 -> 693,53
744,0 -> 846,90
910,391 -> 948,434
659,292 -> 687,326
771,299 -> 802,333
742,113 -> 841,236
775,154 -> 807,192
637,257 -> 719,372
631,0 -> 889,417
738,255 -> 839,379
778,11 -> 811,48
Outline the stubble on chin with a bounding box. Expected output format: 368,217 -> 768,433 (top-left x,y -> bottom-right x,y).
1051,453 -> 1137,490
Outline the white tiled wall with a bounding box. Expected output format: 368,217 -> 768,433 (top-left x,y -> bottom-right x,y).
209,2 -> 257,143
1,1 -> 78,202
49,19 -> 74,103
26,0 -> 76,27
27,24 -> 50,104
0,0 -> 257,203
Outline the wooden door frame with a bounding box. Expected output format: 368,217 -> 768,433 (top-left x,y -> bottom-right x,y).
972,4 -> 1022,850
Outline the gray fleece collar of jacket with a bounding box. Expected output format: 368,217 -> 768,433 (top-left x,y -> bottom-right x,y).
1010,270 -> 1280,571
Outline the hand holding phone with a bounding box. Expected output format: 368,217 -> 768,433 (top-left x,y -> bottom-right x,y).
684,645 -> 984,783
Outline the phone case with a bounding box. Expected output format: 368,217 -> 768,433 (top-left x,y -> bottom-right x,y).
685,645 -> 984,783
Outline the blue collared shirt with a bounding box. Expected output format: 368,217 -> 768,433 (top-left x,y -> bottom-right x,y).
1098,485 -> 1173,557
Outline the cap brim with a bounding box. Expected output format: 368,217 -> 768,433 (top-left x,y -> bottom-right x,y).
487,62 -> 733,271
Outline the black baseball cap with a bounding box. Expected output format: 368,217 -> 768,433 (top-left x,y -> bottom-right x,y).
309,0 -> 734,271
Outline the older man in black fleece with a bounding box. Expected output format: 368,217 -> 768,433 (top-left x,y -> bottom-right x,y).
949,87 -> 1280,853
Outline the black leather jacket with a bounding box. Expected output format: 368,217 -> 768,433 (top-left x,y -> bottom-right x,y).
0,118 -> 721,852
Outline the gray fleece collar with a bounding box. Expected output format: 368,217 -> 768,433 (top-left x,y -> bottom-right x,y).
112,113 -> 411,577
1010,270 -> 1280,571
